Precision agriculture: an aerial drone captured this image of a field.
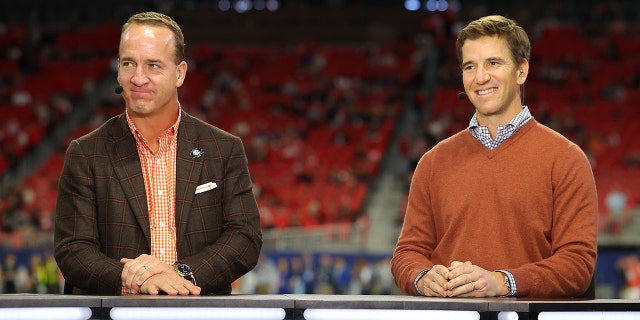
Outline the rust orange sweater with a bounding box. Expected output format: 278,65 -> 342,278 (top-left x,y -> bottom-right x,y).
391,119 -> 598,297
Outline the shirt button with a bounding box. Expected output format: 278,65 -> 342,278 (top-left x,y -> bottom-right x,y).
159,222 -> 165,227
158,190 -> 165,196
160,248 -> 165,254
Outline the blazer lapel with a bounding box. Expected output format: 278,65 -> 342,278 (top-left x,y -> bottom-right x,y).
109,115 -> 152,244
175,112 -> 205,249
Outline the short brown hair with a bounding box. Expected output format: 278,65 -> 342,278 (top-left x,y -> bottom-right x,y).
455,15 -> 530,69
121,11 -> 186,64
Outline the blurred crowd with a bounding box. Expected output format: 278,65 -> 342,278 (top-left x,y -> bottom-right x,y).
0,250 -> 398,296
234,252 -> 399,295
0,251 -> 62,294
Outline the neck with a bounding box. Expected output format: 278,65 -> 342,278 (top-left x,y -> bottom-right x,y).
476,106 -> 522,139
129,107 -> 179,152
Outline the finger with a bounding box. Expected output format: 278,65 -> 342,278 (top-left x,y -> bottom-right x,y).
424,285 -> 446,297
182,279 -> 202,295
141,274 -> 177,295
125,261 -> 148,293
141,281 -> 160,295
430,265 -> 450,280
445,271 -> 474,291
423,267 -> 448,290
448,262 -> 470,274
120,259 -> 135,289
422,278 -> 446,297
445,281 -> 474,297
448,264 -> 473,281
124,255 -> 160,289
143,274 -> 199,296
137,263 -> 164,286
159,281 -> 190,296
136,264 -> 152,286
125,270 -> 140,293
420,274 -> 446,297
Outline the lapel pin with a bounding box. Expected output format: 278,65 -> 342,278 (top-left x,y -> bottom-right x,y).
190,148 -> 204,159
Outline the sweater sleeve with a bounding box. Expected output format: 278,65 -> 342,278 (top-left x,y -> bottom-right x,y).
508,143 -> 598,297
390,152 -> 438,295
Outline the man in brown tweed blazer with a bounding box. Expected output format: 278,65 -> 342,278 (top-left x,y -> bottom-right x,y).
54,12 -> 262,295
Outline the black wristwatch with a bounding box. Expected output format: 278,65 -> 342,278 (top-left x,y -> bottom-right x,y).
173,261 -> 196,286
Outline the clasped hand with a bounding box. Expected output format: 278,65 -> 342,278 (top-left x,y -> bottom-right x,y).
417,260 -> 508,297
120,254 -> 201,295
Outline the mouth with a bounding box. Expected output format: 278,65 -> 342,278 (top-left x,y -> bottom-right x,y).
129,89 -> 152,98
475,88 -> 497,96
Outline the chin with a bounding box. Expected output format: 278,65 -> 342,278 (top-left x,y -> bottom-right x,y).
474,104 -> 506,117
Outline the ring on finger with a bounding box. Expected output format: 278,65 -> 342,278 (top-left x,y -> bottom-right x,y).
471,282 -> 475,291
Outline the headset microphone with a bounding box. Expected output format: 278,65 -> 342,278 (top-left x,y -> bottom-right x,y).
457,92 -> 467,100
115,86 -> 123,94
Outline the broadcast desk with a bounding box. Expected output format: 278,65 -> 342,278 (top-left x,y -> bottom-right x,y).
1,294 -> 639,320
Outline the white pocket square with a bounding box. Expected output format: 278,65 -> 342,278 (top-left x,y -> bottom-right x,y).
195,182 -> 217,194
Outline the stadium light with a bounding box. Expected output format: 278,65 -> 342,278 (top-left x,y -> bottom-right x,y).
404,0 -> 421,11
426,0 -> 449,12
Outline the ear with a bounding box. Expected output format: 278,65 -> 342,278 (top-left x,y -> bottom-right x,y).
516,59 -> 529,85
176,61 -> 187,87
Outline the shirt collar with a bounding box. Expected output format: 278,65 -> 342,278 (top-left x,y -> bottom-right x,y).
469,105 -> 532,131
126,106 -> 182,146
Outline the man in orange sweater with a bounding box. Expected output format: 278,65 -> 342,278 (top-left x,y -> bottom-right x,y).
390,15 -> 597,298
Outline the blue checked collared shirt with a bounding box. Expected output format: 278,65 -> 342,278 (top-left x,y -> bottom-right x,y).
469,106 -> 532,150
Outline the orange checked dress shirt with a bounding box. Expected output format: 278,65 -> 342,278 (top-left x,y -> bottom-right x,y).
123,110 -> 181,294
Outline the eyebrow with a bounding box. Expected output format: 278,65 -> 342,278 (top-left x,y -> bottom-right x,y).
462,56 -> 509,69
119,57 -> 166,65
146,58 -> 164,63
486,56 -> 508,64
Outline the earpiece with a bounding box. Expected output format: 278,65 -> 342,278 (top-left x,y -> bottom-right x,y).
519,70 -> 524,77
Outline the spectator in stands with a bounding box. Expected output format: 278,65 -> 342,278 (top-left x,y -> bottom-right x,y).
617,254 -> 640,299
2,253 -> 18,293
54,12 -> 262,296
604,185 -> 628,234
391,15 -> 597,298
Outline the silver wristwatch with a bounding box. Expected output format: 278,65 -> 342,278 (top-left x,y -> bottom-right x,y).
172,261 -> 196,286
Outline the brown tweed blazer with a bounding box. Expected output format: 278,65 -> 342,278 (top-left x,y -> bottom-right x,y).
54,110 -> 263,295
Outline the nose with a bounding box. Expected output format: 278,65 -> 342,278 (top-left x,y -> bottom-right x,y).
475,65 -> 491,84
130,66 -> 149,86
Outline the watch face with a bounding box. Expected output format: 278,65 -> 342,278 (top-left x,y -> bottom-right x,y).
177,263 -> 192,275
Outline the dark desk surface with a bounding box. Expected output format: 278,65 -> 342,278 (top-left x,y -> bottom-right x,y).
1,294 -> 639,313
286,294 -> 487,311
0,294 -> 102,308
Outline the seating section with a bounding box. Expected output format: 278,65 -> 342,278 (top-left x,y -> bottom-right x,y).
0,22 -> 116,177
144,42 -> 413,229
3,14 -> 640,245
12,40 -> 415,235
0,22 -> 117,246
